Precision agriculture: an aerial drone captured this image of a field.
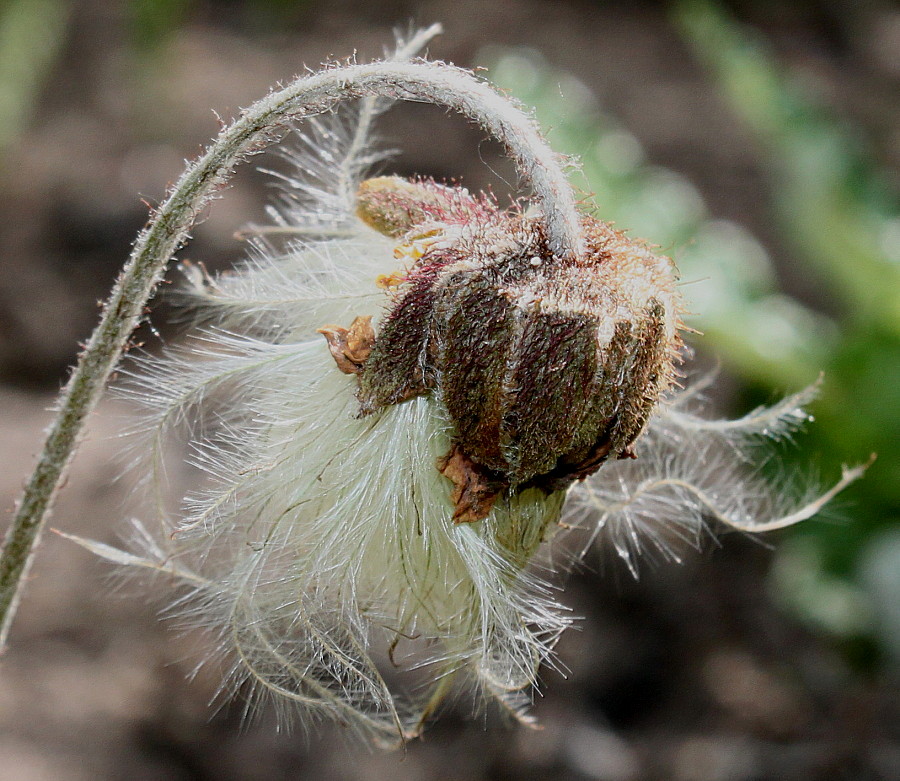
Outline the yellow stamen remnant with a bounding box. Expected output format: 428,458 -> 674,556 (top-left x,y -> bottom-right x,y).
375,272 -> 406,289
392,229 -> 443,262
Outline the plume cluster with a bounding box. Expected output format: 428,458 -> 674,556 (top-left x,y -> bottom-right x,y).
71,35 -> 867,745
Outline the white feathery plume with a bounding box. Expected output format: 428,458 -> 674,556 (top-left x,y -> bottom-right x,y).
567,388 -> 871,577
93,31 -> 571,743
59,27 -> 870,745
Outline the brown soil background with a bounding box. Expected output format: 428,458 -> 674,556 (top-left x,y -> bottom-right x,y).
1,1 -> 898,779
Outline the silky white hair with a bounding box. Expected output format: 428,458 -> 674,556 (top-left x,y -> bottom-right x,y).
68,57 -> 866,745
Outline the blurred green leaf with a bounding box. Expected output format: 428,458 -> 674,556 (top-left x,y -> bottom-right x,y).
129,0 -> 193,50
671,0 -> 899,580
673,0 -> 900,336
483,6 -> 899,659
0,0 -> 70,160
483,46 -> 832,388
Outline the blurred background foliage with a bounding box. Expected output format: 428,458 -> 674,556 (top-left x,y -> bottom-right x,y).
0,0 -> 70,157
485,0 -> 900,666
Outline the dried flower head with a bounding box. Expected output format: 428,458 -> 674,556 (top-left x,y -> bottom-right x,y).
65,29 -> 868,745
344,174 -> 681,522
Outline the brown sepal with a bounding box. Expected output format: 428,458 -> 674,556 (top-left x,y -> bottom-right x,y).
317,315 -> 375,375
437,444 -> 506,524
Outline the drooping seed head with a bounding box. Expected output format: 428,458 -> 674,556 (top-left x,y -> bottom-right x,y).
350,177 -> 683,517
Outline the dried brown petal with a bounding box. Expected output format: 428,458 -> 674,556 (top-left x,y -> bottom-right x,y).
437,444 -> 505,524
317,315 -> 375,375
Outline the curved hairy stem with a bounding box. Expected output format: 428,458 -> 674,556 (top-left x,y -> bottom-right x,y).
0,45 -> 583,648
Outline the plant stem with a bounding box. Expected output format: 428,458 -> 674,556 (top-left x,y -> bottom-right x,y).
0,53 -> 582,649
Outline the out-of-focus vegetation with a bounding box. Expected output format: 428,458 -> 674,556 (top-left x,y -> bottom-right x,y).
0,0 -> 69,160
487,0 -> 899,663
130,0 -> 193,49
672,1 -> 899,653
0,0 -> 305,130
130,0 -> 312,47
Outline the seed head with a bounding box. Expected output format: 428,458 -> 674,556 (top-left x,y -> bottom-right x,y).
330,176 -> 683,522
66,34 -> 869,746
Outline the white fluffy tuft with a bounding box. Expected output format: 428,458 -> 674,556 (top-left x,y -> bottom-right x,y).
566,380 -> 867,577
99,68 -> 571,742
72,36 -> 867,742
